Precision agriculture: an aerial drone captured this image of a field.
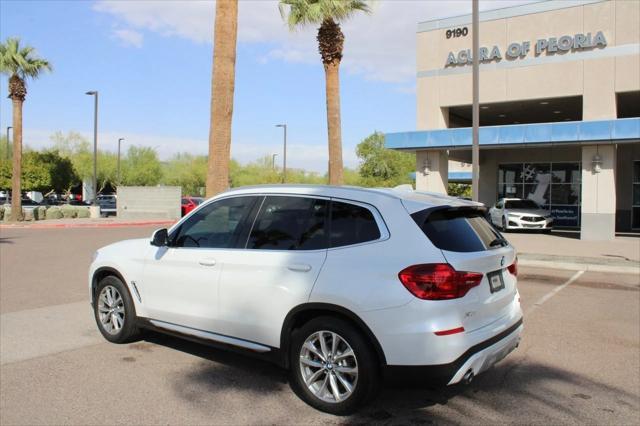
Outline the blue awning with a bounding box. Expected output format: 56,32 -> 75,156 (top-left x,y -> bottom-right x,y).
386,118 -> 640,150
408,171 -> 472,182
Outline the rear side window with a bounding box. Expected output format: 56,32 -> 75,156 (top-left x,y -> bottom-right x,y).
412,208 -> 502,252
330,201 -> 381,248
247,196 -> 328,250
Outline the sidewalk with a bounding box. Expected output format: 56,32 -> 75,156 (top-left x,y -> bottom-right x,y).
507,232 -> 640,274
0,217 -> 176,229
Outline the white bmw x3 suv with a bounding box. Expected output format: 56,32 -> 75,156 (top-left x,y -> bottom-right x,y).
89,185 -> 523,414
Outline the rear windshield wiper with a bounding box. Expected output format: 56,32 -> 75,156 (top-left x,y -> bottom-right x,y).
489,237 -> 509,247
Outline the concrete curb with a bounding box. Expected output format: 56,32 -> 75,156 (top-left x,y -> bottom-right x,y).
519,258 -> 640,275
0,220 -> 176,229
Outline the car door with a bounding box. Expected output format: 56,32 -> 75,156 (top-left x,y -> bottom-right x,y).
139,195 -> 258,332
215,195 -> 329,348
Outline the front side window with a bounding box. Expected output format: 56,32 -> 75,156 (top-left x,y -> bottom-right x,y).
171,196 -> 256,248
330,201 -> 381,248
247,196 -> 328,250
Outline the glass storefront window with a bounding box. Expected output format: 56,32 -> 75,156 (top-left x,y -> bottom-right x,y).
524,183 -> 550,206
523,163 -> 550,184
552,163 -> 581,184
497,162 -> 581,227
498,164 -> 523,184
551,184 -> 581,205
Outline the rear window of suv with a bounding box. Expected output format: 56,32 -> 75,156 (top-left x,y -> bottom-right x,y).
412,208 -> 503,252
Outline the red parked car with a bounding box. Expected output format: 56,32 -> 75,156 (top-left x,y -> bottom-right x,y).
181,197 -> 204,216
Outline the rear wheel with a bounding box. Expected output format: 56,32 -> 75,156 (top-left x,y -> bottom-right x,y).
94,275 -> 140,343
289,317 -> 379,415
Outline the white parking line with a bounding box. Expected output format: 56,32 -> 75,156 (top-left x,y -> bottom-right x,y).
525,270 -> 585,316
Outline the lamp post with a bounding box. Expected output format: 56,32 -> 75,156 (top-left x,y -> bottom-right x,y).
85,91 -> 98,204
471,0 -> 480,202
5,126 -> 11,161
117,138 -> 124,185
275,124 -> 287,183
272,153 -> 278,170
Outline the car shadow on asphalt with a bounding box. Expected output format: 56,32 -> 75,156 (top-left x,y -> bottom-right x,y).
142,331 -> 638,424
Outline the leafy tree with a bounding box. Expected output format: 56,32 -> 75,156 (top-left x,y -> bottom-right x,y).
279,0 -> 371,185
121,146 -> 162,186
0,37 -> 52,219
50,131 -> 92,181
206,0 -> 238,197
448,183 -> 472,198
356,132 -> 415,187
0,135 -> 11,162
0,150 -> 77,193
163,153 -> 208,196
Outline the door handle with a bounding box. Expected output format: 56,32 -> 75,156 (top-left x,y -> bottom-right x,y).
198,258 -> 217,267
287,263 -> 312,272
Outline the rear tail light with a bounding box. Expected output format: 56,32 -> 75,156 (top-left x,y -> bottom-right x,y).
398,263 -> 483,300
507,257 -> 518,277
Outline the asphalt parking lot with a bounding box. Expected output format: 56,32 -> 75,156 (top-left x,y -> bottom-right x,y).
1,227 -> 639,425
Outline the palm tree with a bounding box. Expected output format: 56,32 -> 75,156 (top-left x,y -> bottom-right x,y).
279,0 -> 370,185
0,38 -> 51,221
206,0 -> 238,197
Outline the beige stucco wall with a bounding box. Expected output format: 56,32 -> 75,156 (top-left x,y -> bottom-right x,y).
416,151 -> 449,193
416,0 -> 640,130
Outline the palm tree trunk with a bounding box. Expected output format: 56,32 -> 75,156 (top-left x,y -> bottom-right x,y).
324,61 -> 343,185
10,98 -> 23,221
206,0 -> 238,197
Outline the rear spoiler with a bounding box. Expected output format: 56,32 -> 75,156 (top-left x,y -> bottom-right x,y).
410,205 -> 488,227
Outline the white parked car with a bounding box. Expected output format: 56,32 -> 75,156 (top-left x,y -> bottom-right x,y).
89,185 -> 523,414
489,198 -> 553,232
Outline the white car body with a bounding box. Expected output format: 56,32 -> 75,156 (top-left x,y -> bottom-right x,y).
489,198 -> 553,231
89,185 -> 523,387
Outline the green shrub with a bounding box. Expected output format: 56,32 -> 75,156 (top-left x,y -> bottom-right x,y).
23,209 -> 35,221
2,206 -> 10,221
60,204 -> 77,219
46,206 -> 63,220
76,207 -> 90,218
0,206 -> 4,221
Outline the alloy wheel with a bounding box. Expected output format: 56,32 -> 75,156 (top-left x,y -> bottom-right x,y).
97,285 -> 125,335
299,331 -> 358,403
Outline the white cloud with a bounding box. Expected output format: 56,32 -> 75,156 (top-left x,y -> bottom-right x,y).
111,28 -> 144,48
22,128 -> 358,173
94,0 -> 542,84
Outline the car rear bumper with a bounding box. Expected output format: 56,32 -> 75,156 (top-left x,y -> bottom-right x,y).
382,317 -> 523,385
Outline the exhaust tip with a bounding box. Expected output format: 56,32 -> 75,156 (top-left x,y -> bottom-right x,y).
462,369 -> 474,385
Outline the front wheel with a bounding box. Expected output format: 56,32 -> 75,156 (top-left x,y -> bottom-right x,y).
94,275 -> 140,343
289,317 -> 379,415
502,216 -> 508,231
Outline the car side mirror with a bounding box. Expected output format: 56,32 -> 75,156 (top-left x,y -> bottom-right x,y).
150,228 -> 169,247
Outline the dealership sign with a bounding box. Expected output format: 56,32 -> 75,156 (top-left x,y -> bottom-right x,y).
445,31 -> 607,67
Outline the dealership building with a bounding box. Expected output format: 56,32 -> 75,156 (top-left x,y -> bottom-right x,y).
385,0 -> 640,240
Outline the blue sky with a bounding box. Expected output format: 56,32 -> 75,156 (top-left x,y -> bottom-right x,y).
0,0 -> 536,172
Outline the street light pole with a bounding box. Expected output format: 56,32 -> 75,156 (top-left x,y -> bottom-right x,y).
117,138 -> 124,185
272,153 -> 278,170
86,91 -> 98,204
276,124 -> 287,183
5,126 -> 11,161
471,0 -> 480,202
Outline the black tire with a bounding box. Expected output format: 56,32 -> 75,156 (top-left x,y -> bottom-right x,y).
93,275 -> 140,343
289,316 -> 380,415
502,216 -> 508,232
